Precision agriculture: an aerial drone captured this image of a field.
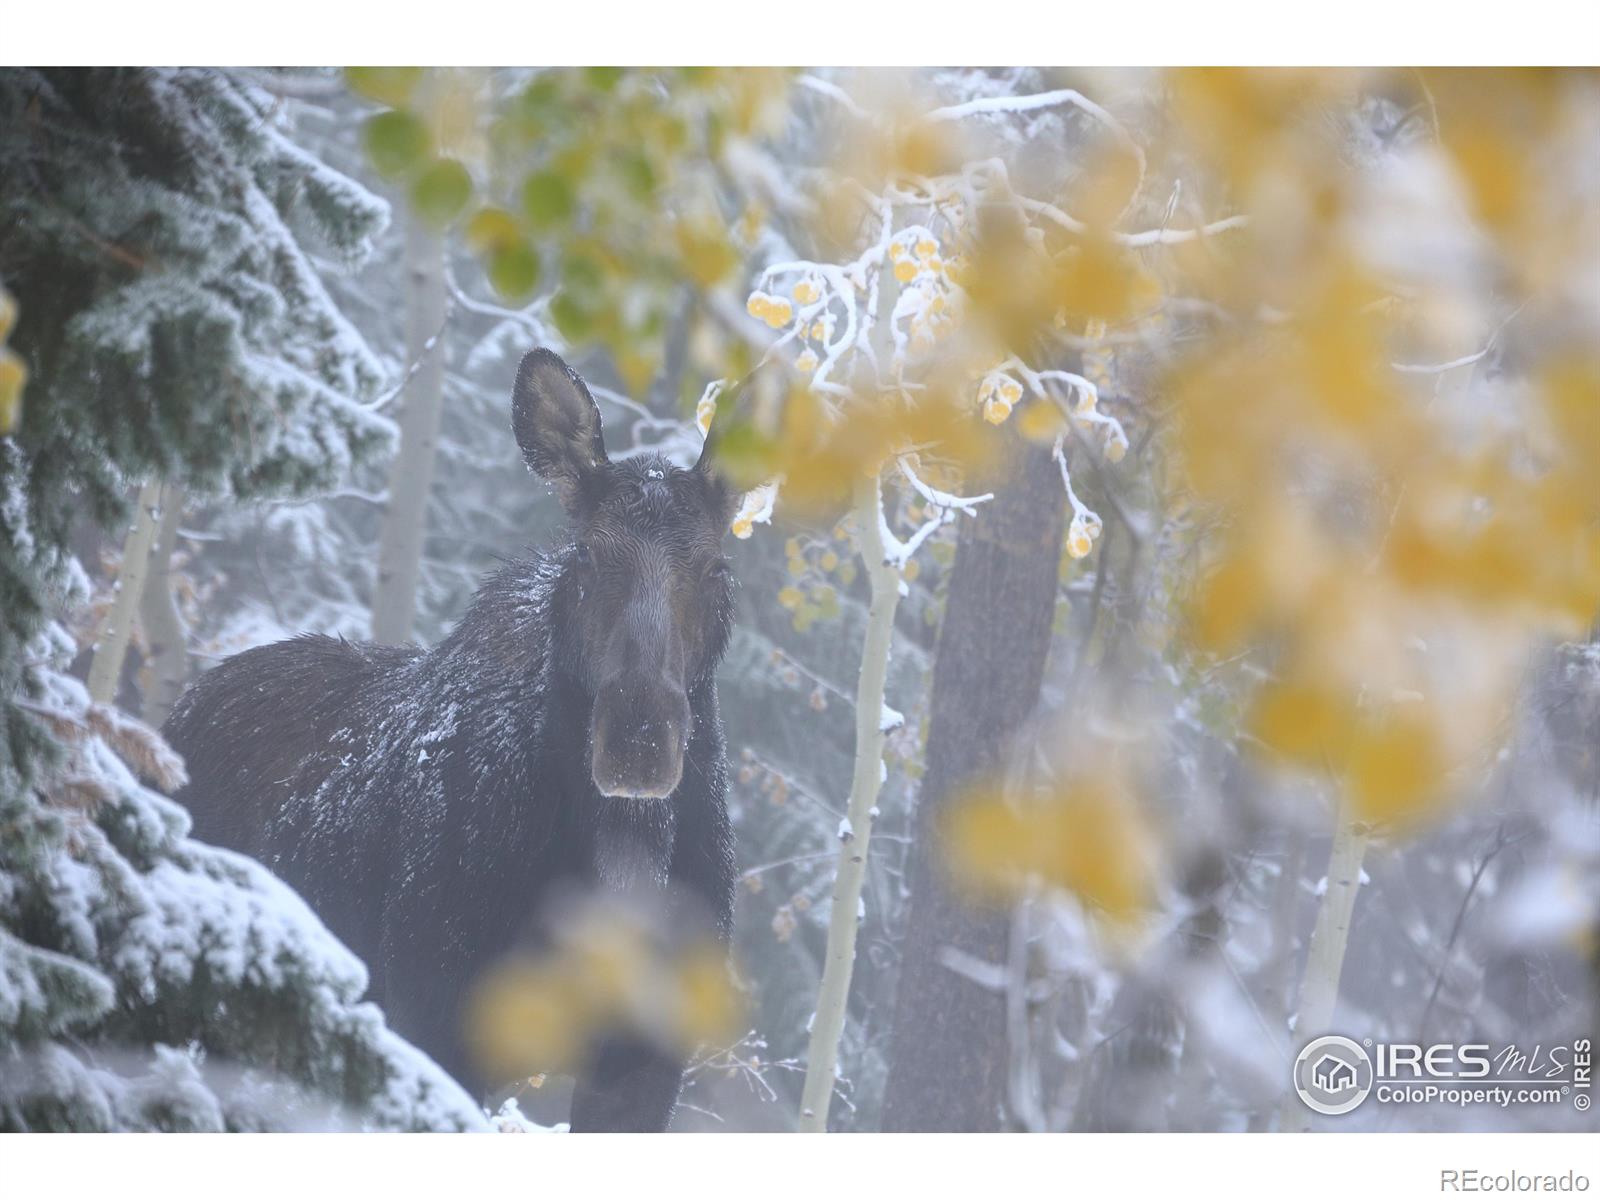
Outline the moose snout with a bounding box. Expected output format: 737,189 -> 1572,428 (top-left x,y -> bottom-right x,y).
590,677 -> 690,800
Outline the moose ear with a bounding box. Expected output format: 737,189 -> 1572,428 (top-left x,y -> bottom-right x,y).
693,424 -> 741,530
512,349 -> 608,509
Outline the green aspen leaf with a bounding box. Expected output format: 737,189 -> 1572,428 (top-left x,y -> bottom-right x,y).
521,171 -> 576,228
710,422 -> 780,490
562,252 -> 605,297
465,207 -> 522,254
518,77 -> 562,118
614,149 -> 657,200
364,110 -> 432,178
585,67 -> 624,91
549,290 -> 596,341
488,241 -> 542,300
410,159 -> 474,227
346,67 -> 424,108
491,113 -> 539,151
657,113 -> 690,154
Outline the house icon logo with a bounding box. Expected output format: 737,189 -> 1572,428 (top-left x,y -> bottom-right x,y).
1312,1053 -> 1358,1093
1293,1035 -> 1374,1116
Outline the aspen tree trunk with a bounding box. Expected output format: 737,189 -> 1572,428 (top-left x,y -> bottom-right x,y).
371,218 -> 447,645
1248,826 -> 1307,1131
879,421 -> 1066,1131
138,481 -> 187,727
797,474 -> 903,1132
86,478 -> 163,705
1278,803 -> 1369,1132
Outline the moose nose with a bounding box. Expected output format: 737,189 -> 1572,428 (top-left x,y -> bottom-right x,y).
590,677 -> 689,800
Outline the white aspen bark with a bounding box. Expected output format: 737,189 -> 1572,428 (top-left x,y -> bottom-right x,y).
86,478 -> 163,705
371,217 -> 447,645
1278,801 -> 1370,1132
1249,825 -> 1307,1131
137,481 -> 187,727
798,473 -> 902,1132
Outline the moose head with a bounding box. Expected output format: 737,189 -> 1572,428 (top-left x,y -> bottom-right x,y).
513,349 -> 740,801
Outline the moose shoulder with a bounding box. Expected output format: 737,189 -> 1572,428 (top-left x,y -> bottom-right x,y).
164,349 -> 740,1132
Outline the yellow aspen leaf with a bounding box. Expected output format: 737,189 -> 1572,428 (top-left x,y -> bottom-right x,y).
0,349 -> 27,436
696,396 -> 717,436
762,297 -> 793,328
1017,401 -> 1066,444
1249,678 -> 1358,767
1188,552 -> 1268,655
616,349 -> 658,398
1054,238 -> 1162,325
1347,711 -> 1450,828
983,396 -> 1013,425
944,780 -> 1152,924
1543,358 -> 1600,509
675,220 -> 738,286
670,948 -> 742,1051
467,962 -> 586,1077
1444,128 -> 1526,232
464,207 -> 521,255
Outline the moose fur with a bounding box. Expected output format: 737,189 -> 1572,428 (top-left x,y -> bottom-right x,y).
164,349 -> 739,1132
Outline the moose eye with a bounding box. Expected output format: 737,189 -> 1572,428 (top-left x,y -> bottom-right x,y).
574,542 -> 593,568
703,557 -> 733,584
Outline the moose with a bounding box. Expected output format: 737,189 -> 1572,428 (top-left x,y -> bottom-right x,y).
164,349 -> 740,1132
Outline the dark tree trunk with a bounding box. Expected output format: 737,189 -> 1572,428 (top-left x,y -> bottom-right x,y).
878,419 -> 1067,1131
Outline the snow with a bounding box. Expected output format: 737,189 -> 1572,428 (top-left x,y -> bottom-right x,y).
489,1096 -> 563,1133
1489,866 -> 1596,948
1,623 -> 485,1130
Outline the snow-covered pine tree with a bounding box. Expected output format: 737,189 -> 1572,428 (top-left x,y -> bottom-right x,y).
0,67 -> 483,1130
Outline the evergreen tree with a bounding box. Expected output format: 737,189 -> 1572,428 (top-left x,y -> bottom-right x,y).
0,67 -> 483,1130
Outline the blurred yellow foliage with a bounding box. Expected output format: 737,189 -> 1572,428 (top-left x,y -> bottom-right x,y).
1166,68 -> 1599,833
724,383 -> 1000,520
0,282 -> 23,436
944,775 -> 1154,925
467,904 -> 741,1081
